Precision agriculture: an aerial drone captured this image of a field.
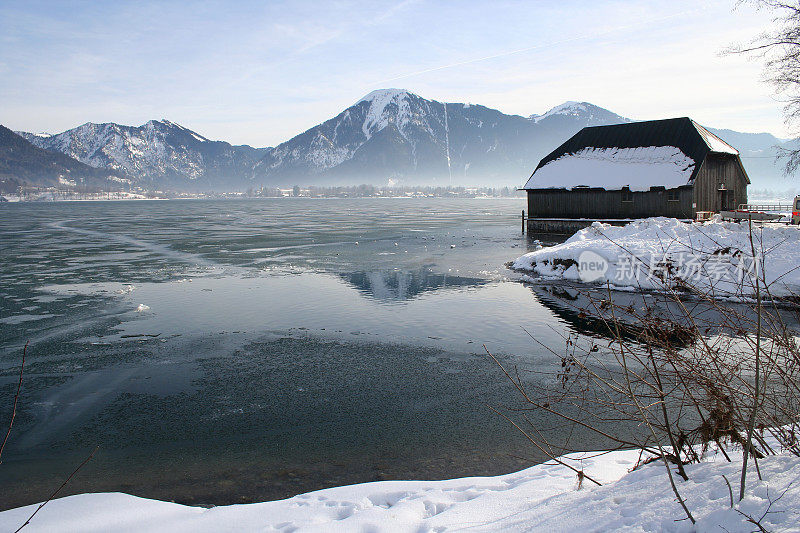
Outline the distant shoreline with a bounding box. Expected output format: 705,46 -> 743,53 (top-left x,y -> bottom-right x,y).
1,195 -> 527,203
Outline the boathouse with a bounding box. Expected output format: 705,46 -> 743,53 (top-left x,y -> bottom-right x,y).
523,118 -> 749,229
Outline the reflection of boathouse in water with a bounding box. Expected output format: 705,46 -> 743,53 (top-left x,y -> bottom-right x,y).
522,118 -> 750,233
529,282 -> 798,342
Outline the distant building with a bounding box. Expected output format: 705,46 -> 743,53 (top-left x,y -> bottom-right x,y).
522,118 -> 749,224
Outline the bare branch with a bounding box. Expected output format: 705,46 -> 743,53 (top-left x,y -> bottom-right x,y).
1,341 -> 28,464
14,446 -> 99,533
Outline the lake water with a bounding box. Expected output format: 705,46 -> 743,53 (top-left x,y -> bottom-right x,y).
0,198 -> 630,510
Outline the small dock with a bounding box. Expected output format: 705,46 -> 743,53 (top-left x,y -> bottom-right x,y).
521,210 -> 632,235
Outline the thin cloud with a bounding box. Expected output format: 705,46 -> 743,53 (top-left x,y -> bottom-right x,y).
371,6 -> 706,85
232,0 -> 422,86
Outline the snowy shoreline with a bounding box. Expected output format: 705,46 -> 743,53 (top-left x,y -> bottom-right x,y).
0,444 -> 797,532
513,217 -> 800,298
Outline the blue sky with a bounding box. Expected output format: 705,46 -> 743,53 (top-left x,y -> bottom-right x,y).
0,0 -> 787,146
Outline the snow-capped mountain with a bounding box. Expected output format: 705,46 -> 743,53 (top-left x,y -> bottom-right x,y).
252,90 -> 631,185
529,100 -> 630,125
18,120 -> 267,190
0,126 -> 122,193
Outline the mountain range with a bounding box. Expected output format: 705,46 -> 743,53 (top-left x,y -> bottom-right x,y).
0,125 -> 122,193
4,89 -> 798,192
16,120 -> 267,191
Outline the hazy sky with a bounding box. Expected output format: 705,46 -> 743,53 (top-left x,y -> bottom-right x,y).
0,0 -> 789,147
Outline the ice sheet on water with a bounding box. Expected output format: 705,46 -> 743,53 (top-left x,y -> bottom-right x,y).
0,314 -> 57,325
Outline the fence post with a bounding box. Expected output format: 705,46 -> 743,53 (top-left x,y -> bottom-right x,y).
522,210 -> 525,234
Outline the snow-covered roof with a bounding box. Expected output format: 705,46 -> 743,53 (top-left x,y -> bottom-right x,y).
524,117 -> 742,190
692,120 -> 738,155
524,146 -> 695,191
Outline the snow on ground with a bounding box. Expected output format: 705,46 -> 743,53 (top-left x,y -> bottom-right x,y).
513,217 -> 800,297
1,446 -> 798,532
523,146 -> 696,191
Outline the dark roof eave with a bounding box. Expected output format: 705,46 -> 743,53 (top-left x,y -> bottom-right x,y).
525,184 -> 694,192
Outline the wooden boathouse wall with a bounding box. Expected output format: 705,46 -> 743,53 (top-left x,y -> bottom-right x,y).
526,186 -> 694,220
692,153 -> 749,213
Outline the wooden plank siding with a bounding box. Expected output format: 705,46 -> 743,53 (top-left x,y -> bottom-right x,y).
692,154 -> 749,213
527,186 -> 694,219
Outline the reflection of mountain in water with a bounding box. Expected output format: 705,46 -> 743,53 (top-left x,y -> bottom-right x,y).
340,269 -> 488,301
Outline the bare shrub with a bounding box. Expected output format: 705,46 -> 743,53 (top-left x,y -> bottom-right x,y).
494,220 -> 800,523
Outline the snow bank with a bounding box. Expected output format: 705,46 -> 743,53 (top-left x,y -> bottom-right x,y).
523,146 -> 695,190
1,447 -> 798,532
512,217 -> 800,297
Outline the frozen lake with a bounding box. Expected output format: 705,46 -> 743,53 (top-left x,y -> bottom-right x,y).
0,198 -> 631,510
